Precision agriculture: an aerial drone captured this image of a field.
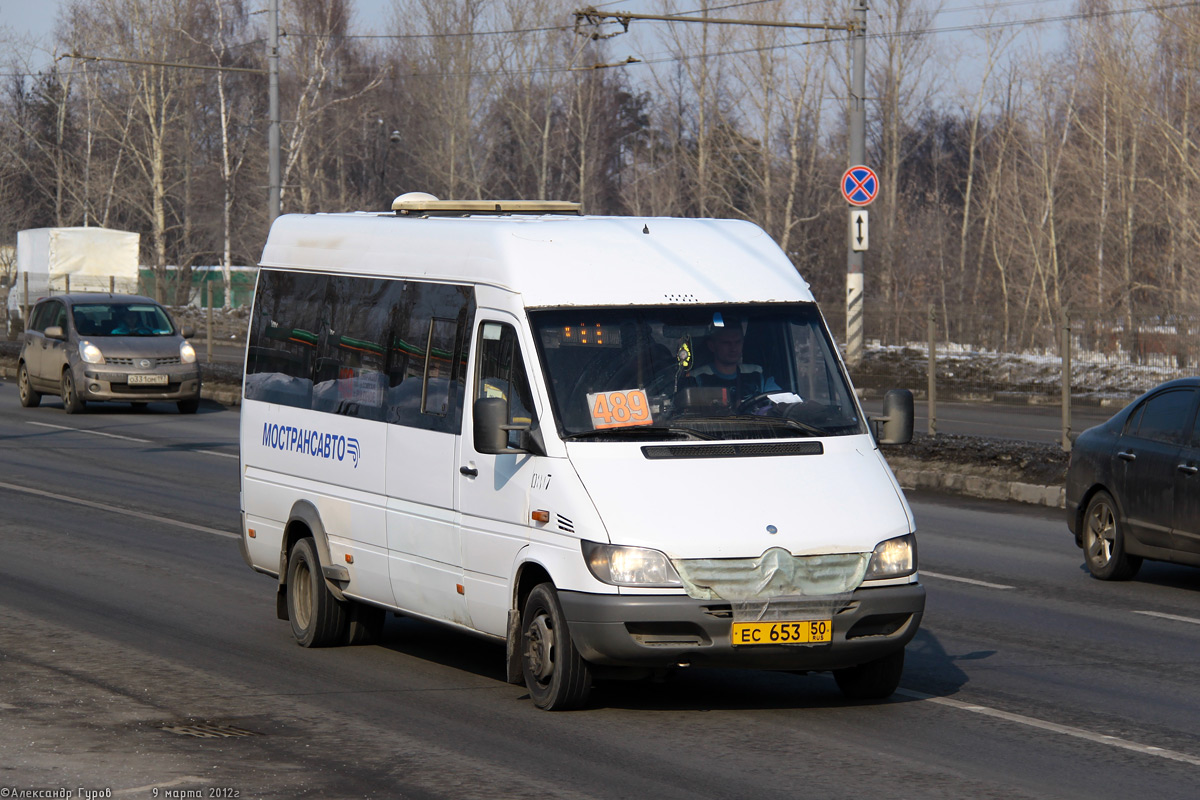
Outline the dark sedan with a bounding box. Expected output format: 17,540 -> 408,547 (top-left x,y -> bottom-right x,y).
1066,377 -> 1200,579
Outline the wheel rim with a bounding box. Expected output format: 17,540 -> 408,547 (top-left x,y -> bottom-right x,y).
524,611 -> 555,684
62,374 -> 74,406
19,367 -> 30,401
1086,499 -> 1116,567
293,557 -> 313,630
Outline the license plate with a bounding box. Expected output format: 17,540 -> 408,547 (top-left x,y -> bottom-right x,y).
731,620 -> 832,646
128,374 -> 168,385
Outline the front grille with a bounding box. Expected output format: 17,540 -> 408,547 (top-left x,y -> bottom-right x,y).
104,356 -> 181,367
674,548 -> 869,600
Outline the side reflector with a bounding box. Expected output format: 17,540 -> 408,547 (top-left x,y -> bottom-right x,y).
248,529 -> 256,538
456,584 -> 465,595
344,554 -> 354,564
531,510 -> 550,524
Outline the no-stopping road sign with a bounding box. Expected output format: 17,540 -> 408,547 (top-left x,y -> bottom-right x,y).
841,165 -> 878,207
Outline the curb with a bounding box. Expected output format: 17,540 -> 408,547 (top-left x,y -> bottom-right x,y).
892,466 -> 1064,509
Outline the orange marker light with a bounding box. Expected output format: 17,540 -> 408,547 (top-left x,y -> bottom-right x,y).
456,584 -> 465,595
345,554 -> 354,564
531,510 -> 550,524
248,529 -> 256,538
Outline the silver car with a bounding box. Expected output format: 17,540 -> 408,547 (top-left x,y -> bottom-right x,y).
17,293 -> 202,414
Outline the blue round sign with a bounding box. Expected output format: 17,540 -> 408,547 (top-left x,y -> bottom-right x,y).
841,165 -> 878,207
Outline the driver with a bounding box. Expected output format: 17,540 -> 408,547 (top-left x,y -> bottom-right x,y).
110,306 -> 141,335
690,325 -> 780,406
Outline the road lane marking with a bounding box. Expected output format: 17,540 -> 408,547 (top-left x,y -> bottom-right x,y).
26,420 -> 237,459
921,570 -> 1015,590
1133,610 -> 1200,626
0,479 -> 238,540
28,420 -> 149,443
896,689 -> 1200,767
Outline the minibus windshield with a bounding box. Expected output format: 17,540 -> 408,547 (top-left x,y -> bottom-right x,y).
530,304 -> 865,441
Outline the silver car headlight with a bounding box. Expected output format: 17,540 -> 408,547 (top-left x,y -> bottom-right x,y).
79,340 -> 105,364
582,541 -> 683,587
865,534 -> 917,580
180,340 -> 197,364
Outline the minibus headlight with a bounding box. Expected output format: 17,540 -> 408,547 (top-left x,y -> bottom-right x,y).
79,340 -> 105,364
582,541 -> 683,588
865,534 -> 917,580
180,340 -> 197,364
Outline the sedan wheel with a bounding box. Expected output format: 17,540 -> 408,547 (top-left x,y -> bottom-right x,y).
18,363 -> 41,408
61,370 -> 86,414
1082,491 -> 1142,580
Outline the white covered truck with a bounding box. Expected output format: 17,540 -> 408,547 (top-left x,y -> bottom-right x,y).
7,227 -> 141,332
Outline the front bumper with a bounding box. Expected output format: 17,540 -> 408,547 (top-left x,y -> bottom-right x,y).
78,364 -> 201,402
558,583 -> 925,671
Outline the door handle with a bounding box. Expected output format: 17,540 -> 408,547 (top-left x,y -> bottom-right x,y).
1117,451 -> 1137,462
1178,464 -> 1199,476
459,466 -> 478,477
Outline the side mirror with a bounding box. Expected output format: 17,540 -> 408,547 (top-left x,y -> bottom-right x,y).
473,397 -> 546,456
474,397 -> 517,454
44,325 -> 66,341
181,326 -> 195,339
871,389 -> 914,445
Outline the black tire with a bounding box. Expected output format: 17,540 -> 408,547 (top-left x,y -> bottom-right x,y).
177,397 -> 200,414
521,583 -> 592,710
286,537 -> 348,647
61,370 -> 86,414
18,363 -> 41,408
1082,490 -> 1142,580
834,648 -> 905,701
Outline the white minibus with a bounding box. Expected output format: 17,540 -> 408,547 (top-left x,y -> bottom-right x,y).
239,195 -> 923,710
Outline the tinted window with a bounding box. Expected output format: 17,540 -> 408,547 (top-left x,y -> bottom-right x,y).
246,270 -> 474,432
30,302 -> 55,332
1132,389 -> 1196,444
245,270 -> 326,410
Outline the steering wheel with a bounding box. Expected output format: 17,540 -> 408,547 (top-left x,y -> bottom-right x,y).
735,391 -> 777,414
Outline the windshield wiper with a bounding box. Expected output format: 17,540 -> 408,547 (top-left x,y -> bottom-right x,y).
562,425 -> 716,442
716,414 -> 825,437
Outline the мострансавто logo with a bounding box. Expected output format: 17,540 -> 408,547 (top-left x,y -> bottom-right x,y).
262,423 -> 360,468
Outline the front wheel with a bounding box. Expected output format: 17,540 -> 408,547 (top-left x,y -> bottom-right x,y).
18,363 -> 41,408
61,370 -> 86,414
521,583 -> 592,710
286,537 -> 348,647
834,648 -> 905,700
1082,490 -> 1142,580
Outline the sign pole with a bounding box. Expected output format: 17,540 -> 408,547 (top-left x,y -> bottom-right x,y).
846,0 -> 867,367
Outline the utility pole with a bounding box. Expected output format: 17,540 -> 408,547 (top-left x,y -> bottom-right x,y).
268,0 -> 281,223
845,0 -> 868,368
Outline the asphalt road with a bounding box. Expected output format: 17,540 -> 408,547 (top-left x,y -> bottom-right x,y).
0,391 -> 1197,798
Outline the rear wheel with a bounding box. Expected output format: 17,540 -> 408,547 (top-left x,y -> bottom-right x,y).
1082,491 -> 1142,580
521,583 -> 592,710
61,370 -> 86,414
18,363 -> 41,408
834,648 -> 905,700
286,537 -> 348,647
